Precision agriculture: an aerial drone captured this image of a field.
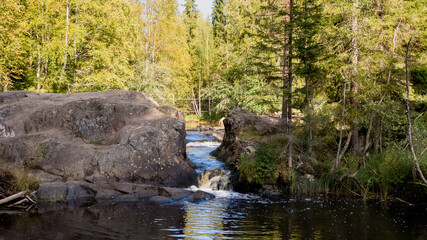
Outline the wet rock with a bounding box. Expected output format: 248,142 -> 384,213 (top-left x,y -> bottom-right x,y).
113,183 -> 159,198
259,185 -> 282,199
37,181 -> 96,202
187,190 -> 215,202
0,90 -> 196,187
149,196 -> 172,203
160,187 -> 192,200
36,181 -> 193,203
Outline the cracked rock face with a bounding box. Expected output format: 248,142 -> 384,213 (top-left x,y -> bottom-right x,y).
0,90 -> 196,187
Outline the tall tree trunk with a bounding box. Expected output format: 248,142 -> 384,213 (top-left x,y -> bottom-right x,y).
331,73 -> 348,173
61,0 -> 70,85
282,0 -> 293,168
350,0 -> 361,156
37,47 -> 41,91
387,20 -> 401,84
198,60 -> 202,116
207,29 -> 210,115
304,0 -> 312,154
405,38 -> 427,184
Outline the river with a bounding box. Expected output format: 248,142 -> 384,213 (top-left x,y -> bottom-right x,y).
0,132 -> 426,239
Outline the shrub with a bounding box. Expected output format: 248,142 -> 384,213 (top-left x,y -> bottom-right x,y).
238,143 -> 279,185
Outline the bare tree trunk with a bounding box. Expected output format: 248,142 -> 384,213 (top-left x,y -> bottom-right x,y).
287,0 -> 294,169
359,114 -> 374,168
331,74 -> 348,173
61,0 -> 70,82
281,0 -> 290,123
192,89 -> 199,115
405,37 -> 427,184
198,60 -> 202,116
145,1 -> 150,80
37,47 -> 41,91
304,0 -> 312,154
387,20 -> 401,84
350,0 -> 361,156
207,30 -> 210,115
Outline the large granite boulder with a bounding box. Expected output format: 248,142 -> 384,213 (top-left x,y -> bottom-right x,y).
0,91 -> 196,188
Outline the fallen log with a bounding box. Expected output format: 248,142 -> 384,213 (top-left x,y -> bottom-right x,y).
9,198 -> 29,207
0,191 -> 27,206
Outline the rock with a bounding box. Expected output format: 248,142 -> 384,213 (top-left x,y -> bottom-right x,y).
37,181 -> 96,202
149,196 -> 172,203
212,108 -> 283,167
37,181 -> 193,203
113,183 -> 159,198
0,91 -> 196,187
187,190 -> 215,203
160,187 -> 192,200
259,185 -> 282,199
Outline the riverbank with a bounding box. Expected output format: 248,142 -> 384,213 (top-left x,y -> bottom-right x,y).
1,131 -> 426,239
211,108 -> 427,205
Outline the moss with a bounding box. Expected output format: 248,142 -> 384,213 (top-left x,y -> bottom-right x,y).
88,140 -> 103,145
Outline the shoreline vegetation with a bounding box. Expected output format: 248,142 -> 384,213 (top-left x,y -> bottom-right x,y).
190,111 -> 426,205
0,0 -> 426,208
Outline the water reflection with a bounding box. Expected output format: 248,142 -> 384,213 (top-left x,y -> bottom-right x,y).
0,198 -> 426,239
180,198 -> 291,239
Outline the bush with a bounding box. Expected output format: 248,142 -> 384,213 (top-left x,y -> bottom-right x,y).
238,143 -> 279,185
357,148 -> 413,200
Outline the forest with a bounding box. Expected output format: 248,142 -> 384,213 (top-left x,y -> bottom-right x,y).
1,0 -> 426,200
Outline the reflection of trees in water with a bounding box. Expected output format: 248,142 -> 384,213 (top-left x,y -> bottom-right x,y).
183,199 -> 290,239
183,199 -> 230,238
1,198 -> 426,239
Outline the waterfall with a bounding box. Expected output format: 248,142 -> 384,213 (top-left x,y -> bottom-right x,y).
198,168 -> 232,191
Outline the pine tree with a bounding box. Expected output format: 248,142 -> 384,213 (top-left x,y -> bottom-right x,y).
293,0 -> 324,154
212,0 -> 226,40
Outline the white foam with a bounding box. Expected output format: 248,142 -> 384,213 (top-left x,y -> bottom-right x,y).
186,141 -> 221,147
188,186 -> 260,200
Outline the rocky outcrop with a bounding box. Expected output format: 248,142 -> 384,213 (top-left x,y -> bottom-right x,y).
212,108 -> 283,167
36,181 -> 193,203
0,91 -> 197,189
211,108 -> 288,197
187,190 -> 215,203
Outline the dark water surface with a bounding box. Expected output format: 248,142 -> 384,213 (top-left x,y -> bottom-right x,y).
0,132 -> 426,239
1,198 -> 426,239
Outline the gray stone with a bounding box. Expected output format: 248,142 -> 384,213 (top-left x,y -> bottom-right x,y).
37,181 -> 95,202
187,190 -> 215,203
0,91 -> 197,187
149,196 -> 172,203
160,187 -> 192,200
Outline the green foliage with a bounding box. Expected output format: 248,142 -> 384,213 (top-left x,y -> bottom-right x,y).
356,149 -> 414,201
238,143 -> 279,185
411,68 -> 427,95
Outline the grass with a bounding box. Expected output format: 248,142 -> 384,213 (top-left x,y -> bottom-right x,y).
1,167 -> 39,194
